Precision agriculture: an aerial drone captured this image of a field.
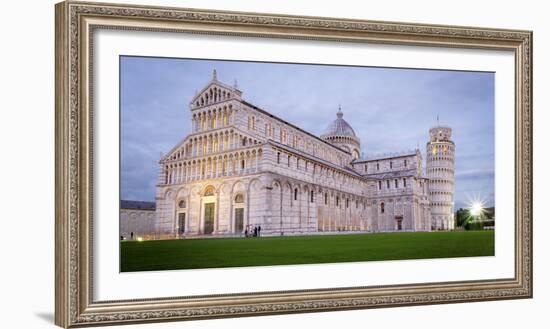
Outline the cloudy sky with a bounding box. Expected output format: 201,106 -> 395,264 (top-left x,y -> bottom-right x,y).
121,56 -> 495,210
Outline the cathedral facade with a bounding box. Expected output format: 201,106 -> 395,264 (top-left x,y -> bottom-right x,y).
154,71 -> 455,238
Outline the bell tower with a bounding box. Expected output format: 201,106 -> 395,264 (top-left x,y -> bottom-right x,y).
426,124 -> 455,230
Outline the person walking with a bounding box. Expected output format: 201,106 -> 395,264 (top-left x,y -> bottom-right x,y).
258,225 -> 262,237
245,228 -> 248,238
253,226 -> 258,237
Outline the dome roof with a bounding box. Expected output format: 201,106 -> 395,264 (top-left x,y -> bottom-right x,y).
322,108 -> 356,137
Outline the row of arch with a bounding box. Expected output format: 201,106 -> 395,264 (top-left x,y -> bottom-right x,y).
164,148 -> 263,185
428,178 -> 455,184
194,86 -> 234,107
192,105 -> 235,132
427,167 -> 454,173
167,129 -> 261,161
429,190 -> 454,195
427,157 -> 455,164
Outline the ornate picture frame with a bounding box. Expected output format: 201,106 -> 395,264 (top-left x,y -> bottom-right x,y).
55,1 -> 532,327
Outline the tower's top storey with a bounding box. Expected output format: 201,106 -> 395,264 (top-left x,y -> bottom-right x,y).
429,126 -> 452,143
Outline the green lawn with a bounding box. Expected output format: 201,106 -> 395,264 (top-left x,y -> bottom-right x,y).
120,231 -> 494,272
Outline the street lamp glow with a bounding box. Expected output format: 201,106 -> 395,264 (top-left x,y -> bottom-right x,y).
469,202 -> 484,217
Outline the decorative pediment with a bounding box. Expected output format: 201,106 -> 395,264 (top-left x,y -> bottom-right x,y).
191,70 -> 242,108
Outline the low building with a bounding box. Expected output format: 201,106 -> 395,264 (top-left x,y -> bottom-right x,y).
120,200 -> 156,240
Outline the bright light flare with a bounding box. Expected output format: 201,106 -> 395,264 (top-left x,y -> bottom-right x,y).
137,237 -> 144,242
469,201 -> 484,217
465,193 -> 489,218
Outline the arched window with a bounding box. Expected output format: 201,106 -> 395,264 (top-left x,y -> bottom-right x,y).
336,196 -> 340,207
390,161 -> 393,169
403,178 -> 407,187
178,200 -> 186,208
378,181 -> 382,190
380,202 -> 385,213
377,162 -> 380,170
204,186 -> 215,196
277,152 -> 281,164
310,191 -> 314,203
241,159 -> 245,170
324,193 -> 328,205
234,194 -> 244,203
294,188 -> 298,201
395,179 -> 398,188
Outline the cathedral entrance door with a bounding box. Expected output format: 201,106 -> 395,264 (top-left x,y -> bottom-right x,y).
203,203 -> 215,234
234,208 -> 244,233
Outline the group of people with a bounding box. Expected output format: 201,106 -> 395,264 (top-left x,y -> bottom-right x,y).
244,225 -> 262,238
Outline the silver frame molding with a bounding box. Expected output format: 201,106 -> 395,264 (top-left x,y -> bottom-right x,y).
55,1 -> 533,327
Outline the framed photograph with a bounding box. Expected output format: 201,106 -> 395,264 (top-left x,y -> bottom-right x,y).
55,1 -> 532,327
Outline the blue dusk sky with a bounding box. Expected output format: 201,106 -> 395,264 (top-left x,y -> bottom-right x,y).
120,56 -> 495,210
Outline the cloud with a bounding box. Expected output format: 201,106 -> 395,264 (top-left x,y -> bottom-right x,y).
455,168 -> 495,180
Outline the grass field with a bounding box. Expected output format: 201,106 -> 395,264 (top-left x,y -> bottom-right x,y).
120,231 -> 494,272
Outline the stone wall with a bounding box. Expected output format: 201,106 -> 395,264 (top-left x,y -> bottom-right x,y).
120,209 -> 156,240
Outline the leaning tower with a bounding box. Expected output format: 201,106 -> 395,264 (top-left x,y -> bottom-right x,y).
426,126 -> 455,230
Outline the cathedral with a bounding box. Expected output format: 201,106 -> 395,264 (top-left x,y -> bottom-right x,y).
153,70 -> 456,238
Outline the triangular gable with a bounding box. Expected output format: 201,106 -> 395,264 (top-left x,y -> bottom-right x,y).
190,70 -> 242,107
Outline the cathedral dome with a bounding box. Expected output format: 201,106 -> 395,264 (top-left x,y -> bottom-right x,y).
321,107 -> 361,160
322,108 -> 356,137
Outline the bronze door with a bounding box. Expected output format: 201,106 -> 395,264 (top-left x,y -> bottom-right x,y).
203,203 -> 215,234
